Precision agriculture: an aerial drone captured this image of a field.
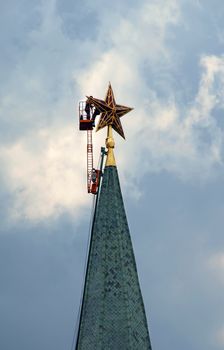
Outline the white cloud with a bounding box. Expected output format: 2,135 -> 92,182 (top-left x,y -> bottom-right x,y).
75,0 -> 224,184
136,54 -> 224,181
208,252 -> 224,272
0,125 -> 89,221
0,0 -> 181,221
215,325 -> 224,346
1,0 -> 224,221
76,0 -> 181,96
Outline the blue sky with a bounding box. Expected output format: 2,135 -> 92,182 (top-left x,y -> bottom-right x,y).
1,0 -> 224,349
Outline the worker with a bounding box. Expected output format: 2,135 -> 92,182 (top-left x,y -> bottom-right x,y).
91,168 -> 97,183
85,96 -> 93,120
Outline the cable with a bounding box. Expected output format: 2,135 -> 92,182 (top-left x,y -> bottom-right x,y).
70,147 -> 106,350
70,195 -> 96,350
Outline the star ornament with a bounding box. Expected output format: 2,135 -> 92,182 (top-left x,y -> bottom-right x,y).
87,83 -> 133,139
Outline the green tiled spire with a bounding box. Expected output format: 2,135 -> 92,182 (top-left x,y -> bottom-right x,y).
76,166 -> 152,349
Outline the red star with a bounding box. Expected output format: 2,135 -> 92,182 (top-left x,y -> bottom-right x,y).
87,83 -> 133,139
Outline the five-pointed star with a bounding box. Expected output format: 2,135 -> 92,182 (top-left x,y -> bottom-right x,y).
87,83 -> 133,139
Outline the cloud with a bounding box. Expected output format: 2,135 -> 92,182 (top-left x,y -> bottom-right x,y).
215,325 -> 224,346
76,0 -> 224,184
76,0 -> 181,95
134,54 -> 224,181
1,0 -> 224,221
0,125 -> 88,221
0,0 -> 182,221
208,252 -> 224,283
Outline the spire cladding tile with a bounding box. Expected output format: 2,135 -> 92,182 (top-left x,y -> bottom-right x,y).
76,166 -> 152,350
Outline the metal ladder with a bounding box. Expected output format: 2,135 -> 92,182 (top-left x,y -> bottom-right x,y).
87,130 -> 93,193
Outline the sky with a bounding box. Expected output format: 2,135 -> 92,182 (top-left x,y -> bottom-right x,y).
1,0 -> 224,349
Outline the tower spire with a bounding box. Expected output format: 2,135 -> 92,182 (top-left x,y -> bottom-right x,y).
75,84 -> 152,349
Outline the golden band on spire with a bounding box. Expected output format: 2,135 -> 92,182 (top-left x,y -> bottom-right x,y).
105,125 -> 116,166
